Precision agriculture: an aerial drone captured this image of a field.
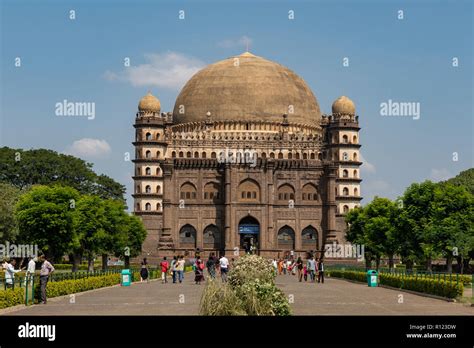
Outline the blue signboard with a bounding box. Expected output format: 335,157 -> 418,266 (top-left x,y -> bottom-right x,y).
239,224 -> 259,234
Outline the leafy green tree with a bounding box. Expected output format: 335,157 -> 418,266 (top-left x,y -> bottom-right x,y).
443,168 -> 474,195
345,207 -> 374,269
0,147 -> 125,202
15,185 -> 80,262
0,183 -> 22,244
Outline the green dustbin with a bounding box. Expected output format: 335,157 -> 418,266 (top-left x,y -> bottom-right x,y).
367,270 -> 378,287
121,269 -> 132,286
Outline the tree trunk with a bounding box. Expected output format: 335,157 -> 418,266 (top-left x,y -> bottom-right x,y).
426,256 -> 432,273
446,254 -> 453,274
388,254 -> 394,271
102,254 -> 108,271
87,254 -> 94,272
375,256 -> 380,271
125,256 -> 130,269
70,253 -> 81,272
405,259 -> 413,272
364,253 -> 371,270
462,258 -> 470,274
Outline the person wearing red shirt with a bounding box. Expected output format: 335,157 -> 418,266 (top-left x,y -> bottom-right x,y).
160,257 -> 169,284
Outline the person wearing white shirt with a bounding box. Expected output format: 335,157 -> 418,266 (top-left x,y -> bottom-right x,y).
24,257 -> 36,286
219,255 -> 229,282
5,259 -> 22,289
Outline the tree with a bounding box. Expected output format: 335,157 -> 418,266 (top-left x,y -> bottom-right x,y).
0,147 -> 125,202
346,207 -> 374,269
15,185 -> 80,262
443,168 -> 474,195
0,183 -> 22,244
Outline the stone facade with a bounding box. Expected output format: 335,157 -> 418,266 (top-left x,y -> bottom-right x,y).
132,53 -> 362,259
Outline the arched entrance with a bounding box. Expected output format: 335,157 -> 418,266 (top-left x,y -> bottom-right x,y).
203,224 -> 222,249
277,225 -> 295,250
238,216 -> 260,254
179,224 -> 197,249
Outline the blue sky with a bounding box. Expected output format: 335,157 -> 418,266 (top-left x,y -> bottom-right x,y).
1,0 -> 472,209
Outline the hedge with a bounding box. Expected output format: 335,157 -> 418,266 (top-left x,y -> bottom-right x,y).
0,288 -> 25,309
328,270 -> 464,299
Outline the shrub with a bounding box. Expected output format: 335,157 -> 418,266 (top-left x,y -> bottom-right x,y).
328,270 -> 464,299
200,255 -> 291,316
0,288 -> 25,309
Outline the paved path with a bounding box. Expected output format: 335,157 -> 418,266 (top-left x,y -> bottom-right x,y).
3,273 -> 472,315
275,274 -> 474,315
4,272 -> 204,316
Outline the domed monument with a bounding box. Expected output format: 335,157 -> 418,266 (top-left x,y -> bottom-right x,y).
132,52 -> 362,259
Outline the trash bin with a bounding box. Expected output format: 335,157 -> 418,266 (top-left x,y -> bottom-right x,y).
367,270 -> 378,287
121,269 -> 132,287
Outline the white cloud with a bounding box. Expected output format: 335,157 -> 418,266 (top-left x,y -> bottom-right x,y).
103,52 -> 205,90
218,35 -> 253,49
364,179 -> 391,192
66,138 -> 111,159
430,168 -> 452,182
359,154 -> 376,174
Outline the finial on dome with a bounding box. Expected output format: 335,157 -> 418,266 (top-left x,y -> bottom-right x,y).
332,96 -> 355,115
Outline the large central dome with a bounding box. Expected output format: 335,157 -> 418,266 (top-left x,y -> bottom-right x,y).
173,52 -> 321,125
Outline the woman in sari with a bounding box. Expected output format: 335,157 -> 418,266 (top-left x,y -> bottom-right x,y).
194,256 -> 205,285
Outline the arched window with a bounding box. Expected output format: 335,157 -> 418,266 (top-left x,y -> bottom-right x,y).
353,135 -> 357,144
295,153 -> 300,159
211,152 -> 216,159
343,205 -> 349,213
156,133 -> 160,139
278,152 -> 283,159
180,182 -> 197,200
288,152 -> 293,159
343,169 -> 349,178
179,151 -> 184,158
277,226 -> 295,250
310,153 -> 315,159
302,226 -> 318,250
136,185 -> 140,193
353,153 -> 358,161
145,185 -> 151,193
303,153 -> 308,160
342,135 -> 348,144
342,152 -> 349,161
186,151 -> 192,158
194,151 -> 199,158
354,187 -> 358,196
156,185 -> 161,194
270,152 -> 275,159
145,203 -> 151,211
302,184 -> 318,201
203,225 -> 222,249
172,151 -> 176,158
156,151 -> 161,158
238,179 -> 260,202
277,184 -> 295,202
354,170 -> 358,178
156,202 -> 161,211
204,182 -> 221,201
145,167 -> 151,175
136,203 -> 140,211
343,187 -> 349,196
318,152 -> 323,160
202,152 -> 207,158
261,152 -> 267,159
156,168 -> 161,175
146,150 -> 151,159
179,224 -> 197,248
145,132 -> 152,140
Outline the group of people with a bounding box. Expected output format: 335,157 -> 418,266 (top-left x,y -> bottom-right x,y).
272,256 -> 325,283
2,255 -> 55,304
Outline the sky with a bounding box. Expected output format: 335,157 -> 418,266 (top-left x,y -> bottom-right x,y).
1,0 -> 472,210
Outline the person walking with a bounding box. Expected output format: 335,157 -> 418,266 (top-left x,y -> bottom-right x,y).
296,257 -> 303,282
206,253 -> 216,279
317,258 -> 325,284
219,254 -> 229,283
140,258 -> 149,282
5,259 -> 22,289
171,256 -> 178,284
194,256 -> 205,285
160,257 -> 169,284
307,256 -> 316,282
39,255 -> 54,304
176,255 -> 185,283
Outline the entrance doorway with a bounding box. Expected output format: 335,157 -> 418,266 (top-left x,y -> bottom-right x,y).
238,216 -> 259,254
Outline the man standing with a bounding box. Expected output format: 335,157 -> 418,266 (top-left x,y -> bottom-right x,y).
160,257 -> 169,284
317,258 -> 325,284
39,255 -> 55,304
176,255 -> 185,283
307,256 -> 316,282
5,259 -> 22,289
219,254 -> 229,282
24,257 -> 36,286
170,256 -> 177,283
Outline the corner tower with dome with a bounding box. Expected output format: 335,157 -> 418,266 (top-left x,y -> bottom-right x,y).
132,52 -> 362,259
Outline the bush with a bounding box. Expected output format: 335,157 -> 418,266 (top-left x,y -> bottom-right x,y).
0,288 -> 25,309
200,255 -> 291,316
328,270 -> 464,299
